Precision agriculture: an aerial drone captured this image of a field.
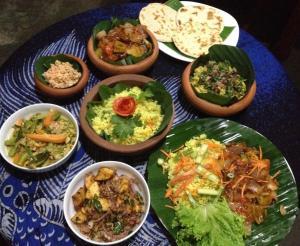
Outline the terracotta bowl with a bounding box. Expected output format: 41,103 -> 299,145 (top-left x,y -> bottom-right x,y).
87,28 -> 159,75
182,62 -> 256,117
80,74 -> 174,154
34,54 -> 89,98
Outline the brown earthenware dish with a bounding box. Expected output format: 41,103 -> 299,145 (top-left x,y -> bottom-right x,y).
80,74 -> 174,155
34,54 -> 89,98
87,28 -> 159,75
182,62 -> 256,117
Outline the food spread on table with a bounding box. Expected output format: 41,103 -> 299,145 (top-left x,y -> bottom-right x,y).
4,109 -> 76,168
191,60 -> 247,100
71,166 -> 145,242
157,134 -> 279,245
0,1 -> 297,245
86,81 -> 172,145
139,0 -> 231,58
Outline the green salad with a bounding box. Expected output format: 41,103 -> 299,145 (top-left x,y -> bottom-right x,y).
5,109 -> 76,169
158,134 -> 246,245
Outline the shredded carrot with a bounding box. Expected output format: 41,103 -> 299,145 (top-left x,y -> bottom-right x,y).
257,180 -> 268,183
26,133 -> 66,144
232,175 -> 253,189
170,168 -> 196,186
165,188 -> 173,198
173,145 -> 184,153
204,159 -> 222,178
173,156 -> 195,175
241,183 -> 246,198
259,146 -> 262,160
207,142 -> 221,149
272,170 -> 281,179
173,175 -> 195,198
160,149 -> 171,158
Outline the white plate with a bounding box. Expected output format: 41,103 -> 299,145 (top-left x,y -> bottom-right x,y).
158,1 -> 240,62
63,161 -> 150,245
0,103 -> 79,173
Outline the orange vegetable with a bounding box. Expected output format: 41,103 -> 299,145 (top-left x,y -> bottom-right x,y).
170,168 -> 196,186
172,175 -> 195,198
43,111 -> 55,127
160,149 -> 171,158
13,153 -> 20,163
26,133 -> 66,144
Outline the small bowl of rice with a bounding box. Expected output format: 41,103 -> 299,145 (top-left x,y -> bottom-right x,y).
34,54 -> 89,98
79,74 -> 174,155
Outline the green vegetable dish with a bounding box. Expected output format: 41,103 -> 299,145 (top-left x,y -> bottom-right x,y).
86,81 -> 173,145
5,109 -> 76,169
189,44 -> 255,106
191,60 -> 247,100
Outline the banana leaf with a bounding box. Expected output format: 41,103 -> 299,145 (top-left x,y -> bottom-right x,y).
147,118 -> 299,245
86,81 -> 173,139
34,54 -> 82,85
91,17 -> 152,66
189,44 -> 255,106
163,0 -> 235,59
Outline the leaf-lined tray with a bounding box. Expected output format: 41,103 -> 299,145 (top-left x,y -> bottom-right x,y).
147,119 -> 298,245
158,1 -> 240,62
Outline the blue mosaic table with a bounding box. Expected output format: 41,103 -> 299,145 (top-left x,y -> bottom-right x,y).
0,3 -> 299,246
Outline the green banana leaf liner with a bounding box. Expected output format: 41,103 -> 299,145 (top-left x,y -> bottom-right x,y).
92,17 -> 153,66
86,81 -> 173,140
190,44 -> 255,106
147,118 -> 299,245
34,54 -> 82,85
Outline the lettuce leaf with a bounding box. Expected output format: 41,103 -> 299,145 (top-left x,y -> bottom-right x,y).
174,199 -> 245,246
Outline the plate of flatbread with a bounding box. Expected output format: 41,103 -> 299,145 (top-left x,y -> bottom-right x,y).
139,1 -> 239,62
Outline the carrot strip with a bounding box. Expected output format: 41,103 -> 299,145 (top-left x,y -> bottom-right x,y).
232,175 -> 253,189
43,111 -> 56,127
272,170 -> 281,179
259,146 -> 262,160
173,175 -> 195,198
170,169 -> 196,186
165,188 -> 173,198
241,183 -> 246,198
26,133 -> 66,144
172,145 -> 184,153
160,149 -> 171,158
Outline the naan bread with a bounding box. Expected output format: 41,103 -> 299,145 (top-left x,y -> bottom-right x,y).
139,3 -> 177,42
172,23 -> 223,58
176,5 -> 224,32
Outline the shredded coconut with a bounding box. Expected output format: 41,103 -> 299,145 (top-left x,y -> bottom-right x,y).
43,60 -> 81,88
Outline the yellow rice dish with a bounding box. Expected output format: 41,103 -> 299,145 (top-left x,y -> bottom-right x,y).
91,86 -> 163,145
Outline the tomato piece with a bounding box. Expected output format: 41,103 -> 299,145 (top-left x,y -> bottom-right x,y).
113,96 -> 136,117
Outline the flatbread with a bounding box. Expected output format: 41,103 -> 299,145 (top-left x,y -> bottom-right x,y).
139,3 -> 177,42
176,6 -> 224,33
172,23 -> 223,58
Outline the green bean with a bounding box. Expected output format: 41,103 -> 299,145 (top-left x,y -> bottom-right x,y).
18,152 -> 29,165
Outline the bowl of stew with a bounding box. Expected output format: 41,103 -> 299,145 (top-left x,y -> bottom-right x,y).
87,18 -> 159,75
63,161 -> 150,245
0,103 -> 79,172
